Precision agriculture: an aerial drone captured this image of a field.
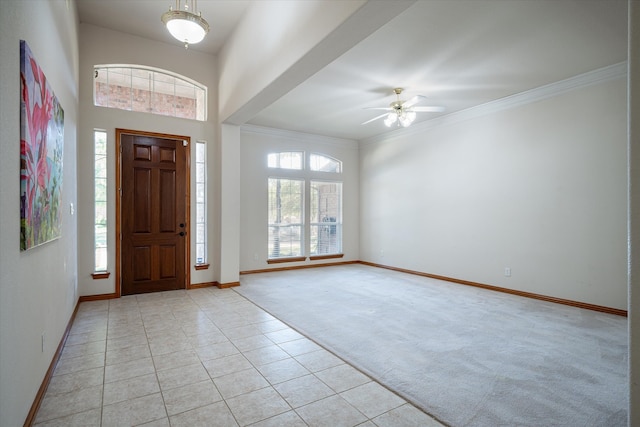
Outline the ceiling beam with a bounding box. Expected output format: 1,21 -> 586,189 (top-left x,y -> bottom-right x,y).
219,0 -> 416,126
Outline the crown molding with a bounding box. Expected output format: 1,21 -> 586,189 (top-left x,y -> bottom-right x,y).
361,61 -> 628,145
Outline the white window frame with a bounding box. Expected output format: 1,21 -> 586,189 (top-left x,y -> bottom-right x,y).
267,151 -> 304,170
310,180 -> 342,256
310,153 -> 342,173
94,129 -> 108,274
267,152 -> 343,262
268,177 -> 305,260
195,140 -> 207,266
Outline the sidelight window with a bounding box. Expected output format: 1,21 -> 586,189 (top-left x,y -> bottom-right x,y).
94,130 -> 108,273
195,141 -> 207,266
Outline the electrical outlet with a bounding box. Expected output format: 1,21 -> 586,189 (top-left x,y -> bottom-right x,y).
504,267 -> 511,277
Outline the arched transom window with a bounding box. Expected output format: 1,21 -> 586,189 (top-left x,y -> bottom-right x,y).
94,64 -> 207,121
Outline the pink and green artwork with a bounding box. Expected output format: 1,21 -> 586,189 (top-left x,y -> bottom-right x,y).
20,40 -> 64,251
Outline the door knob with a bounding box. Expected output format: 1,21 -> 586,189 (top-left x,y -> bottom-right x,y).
179,231 -> 186,236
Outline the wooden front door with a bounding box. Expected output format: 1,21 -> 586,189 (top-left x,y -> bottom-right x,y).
119,130 -> 189,295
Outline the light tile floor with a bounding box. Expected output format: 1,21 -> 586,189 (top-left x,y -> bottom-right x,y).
34,287 -> 444,427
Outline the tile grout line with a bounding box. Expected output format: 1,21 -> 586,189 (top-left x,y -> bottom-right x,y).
191,289 -> 295,427
230,287 -> 419,422
37,288 -> 439,426
185,291 -> 242,427
201,288 -> 383,426
191,288 -> 302,426
100,299 -> 109,427
211,289 -> 364,426
139,293 -> 171,427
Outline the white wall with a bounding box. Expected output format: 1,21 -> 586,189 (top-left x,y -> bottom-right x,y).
0,1 -> 79,425
77,24 -> 219,295
628,0 -> 639,423
360,72 -> 628,310
239,126 -> 360,271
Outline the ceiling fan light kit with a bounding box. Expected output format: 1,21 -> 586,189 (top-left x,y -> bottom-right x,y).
363,87 -> 444,128
161,0 -> 209,49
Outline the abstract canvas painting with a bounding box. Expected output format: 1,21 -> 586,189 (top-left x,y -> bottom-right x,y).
20,40 -> 64,251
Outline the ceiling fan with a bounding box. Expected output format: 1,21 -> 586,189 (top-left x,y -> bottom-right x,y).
362,88 -> 444,128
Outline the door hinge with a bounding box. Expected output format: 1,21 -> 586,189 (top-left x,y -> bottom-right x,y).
183,140 -> 188,147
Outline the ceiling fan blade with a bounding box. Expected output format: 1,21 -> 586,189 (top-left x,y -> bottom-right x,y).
363,107 -> 393,111
411,106 -> 446,112
402,95 -> 426,109
361,112 -> 389,125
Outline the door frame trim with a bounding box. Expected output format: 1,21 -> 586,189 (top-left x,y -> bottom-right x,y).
115,128 -> 191,296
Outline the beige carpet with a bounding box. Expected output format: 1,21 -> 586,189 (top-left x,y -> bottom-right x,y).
235,264 -> 628,427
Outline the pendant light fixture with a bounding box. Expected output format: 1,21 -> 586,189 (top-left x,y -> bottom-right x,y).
161,0 -> 210,49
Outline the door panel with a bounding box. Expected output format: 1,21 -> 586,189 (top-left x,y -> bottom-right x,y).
133,246 -> 152,281
134,168 -> 152,232
159,169 -> 176,232
120,132 -> 188,295
159,245 -> 176,278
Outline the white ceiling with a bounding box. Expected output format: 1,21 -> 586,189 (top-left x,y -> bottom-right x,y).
76,0 -> 628,141
76,0 -> 253,54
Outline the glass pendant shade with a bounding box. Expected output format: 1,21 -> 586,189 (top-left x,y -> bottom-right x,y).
161,3 -> 209,48
384,112 -> 398,127
399,110 -> 416,127
386,109 -> 417,128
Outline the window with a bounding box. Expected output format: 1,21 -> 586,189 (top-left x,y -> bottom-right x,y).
94,65 -> 207,121
267,152 -> 343,261
268,178 -> 304,259
310,181 -> 342,255
310,153 -> 341,173
94,130 -> 108,273
195,141 -> 207,266
268,151 -> 303,170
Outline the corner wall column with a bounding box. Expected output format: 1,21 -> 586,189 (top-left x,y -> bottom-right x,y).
218,124 -> 241,285
628,0 -> 639,425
